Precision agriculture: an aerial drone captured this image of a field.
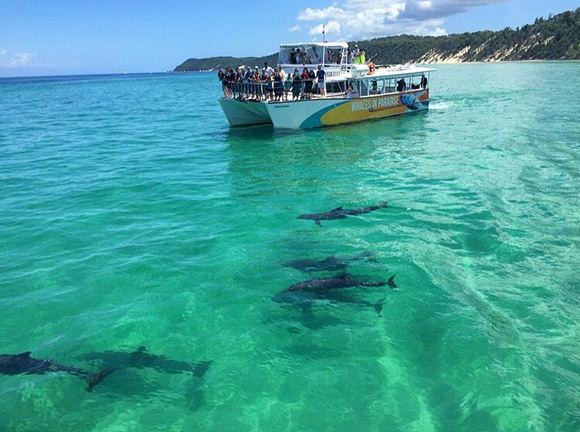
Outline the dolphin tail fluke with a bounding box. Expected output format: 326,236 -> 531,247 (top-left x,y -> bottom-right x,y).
387,274 -> 397,289
373,299 -> 384,316
192,361 -> 212,378
86,368 -> 116,392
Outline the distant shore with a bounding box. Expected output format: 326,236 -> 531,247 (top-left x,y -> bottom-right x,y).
171,58 -> 580,73
174,9 -> 579,72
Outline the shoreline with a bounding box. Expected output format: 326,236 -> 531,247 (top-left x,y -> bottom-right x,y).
2,60 -> 578,80
174,58 -> 580,73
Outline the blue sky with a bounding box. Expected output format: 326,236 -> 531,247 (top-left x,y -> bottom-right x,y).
0,0 -> 578,76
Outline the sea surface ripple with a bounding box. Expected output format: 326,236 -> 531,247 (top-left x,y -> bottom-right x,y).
0,64 -> 578,431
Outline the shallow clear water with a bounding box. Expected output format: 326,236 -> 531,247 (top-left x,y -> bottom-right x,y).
0,64 -> 578,431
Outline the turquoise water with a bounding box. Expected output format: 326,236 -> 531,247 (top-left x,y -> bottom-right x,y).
0,63 -> 578,431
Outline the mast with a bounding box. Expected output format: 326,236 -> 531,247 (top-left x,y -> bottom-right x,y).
322,25 -> 327,66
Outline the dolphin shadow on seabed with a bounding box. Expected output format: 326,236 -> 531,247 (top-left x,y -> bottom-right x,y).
284,251 -> 377,273
265,305 -> 352,331
79,346 -> 212,407
78,346 -> 212,378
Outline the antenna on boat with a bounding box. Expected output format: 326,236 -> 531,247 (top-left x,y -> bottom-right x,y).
322,24 -> 326,43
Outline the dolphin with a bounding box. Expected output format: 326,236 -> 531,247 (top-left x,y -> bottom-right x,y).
298,202 -> 388,226
273,273 -> 397,314
273,288 -> 386,314
284,252 -> 376,273
79,346 -> 211,378
0,351 -> 114,392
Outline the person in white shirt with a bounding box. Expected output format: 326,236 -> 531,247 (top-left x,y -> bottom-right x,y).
262,62 -> 274,78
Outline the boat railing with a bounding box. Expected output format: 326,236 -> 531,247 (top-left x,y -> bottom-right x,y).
277,67 -> 347,85
221,71 -> 429,102
224,78 -> 332,101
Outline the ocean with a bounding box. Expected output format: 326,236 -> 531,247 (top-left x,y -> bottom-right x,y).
0,63 -> 578,431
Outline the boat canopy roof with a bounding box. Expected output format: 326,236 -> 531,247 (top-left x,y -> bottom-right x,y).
371,65 -> 435,77
279,42 -> 348,49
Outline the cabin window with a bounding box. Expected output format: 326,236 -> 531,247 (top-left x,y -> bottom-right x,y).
370,79 -> 385,94
409,75 -> 423,90
278,46 -> 324,65
359,80 -> 369,96
328,81 -> 345,94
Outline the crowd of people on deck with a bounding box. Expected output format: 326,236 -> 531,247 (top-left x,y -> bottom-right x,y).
217,44 -> 427,101
218,62 -> 326,101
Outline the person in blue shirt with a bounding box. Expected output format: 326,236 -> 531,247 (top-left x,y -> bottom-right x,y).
316,65 -> 326,97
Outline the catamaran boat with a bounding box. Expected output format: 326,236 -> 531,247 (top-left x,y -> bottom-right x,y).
218,42 -> 434,129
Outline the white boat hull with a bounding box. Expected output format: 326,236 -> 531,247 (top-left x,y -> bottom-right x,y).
218,98 -> 271,127
219,89 -> 429,129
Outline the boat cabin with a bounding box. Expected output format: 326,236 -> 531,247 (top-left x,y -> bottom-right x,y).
331,68 -> 433,98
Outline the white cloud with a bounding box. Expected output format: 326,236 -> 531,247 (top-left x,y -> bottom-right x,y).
0,51 -> 36,68
294,0 -> 505,39
10,52 -> 34,67
309,21 -> 342,36
289,25 -> 302,32
299,6 -> 345,21
429,26 -> 447,36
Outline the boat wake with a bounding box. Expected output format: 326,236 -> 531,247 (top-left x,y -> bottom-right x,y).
429,101 -> 452,110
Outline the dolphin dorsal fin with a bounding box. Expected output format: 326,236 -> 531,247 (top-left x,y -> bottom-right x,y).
137,346 -> 147,353
17,352 -> 32,358
330,206 -> 343,212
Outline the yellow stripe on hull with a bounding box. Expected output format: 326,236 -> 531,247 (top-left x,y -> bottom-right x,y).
320,90 -> 429,127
